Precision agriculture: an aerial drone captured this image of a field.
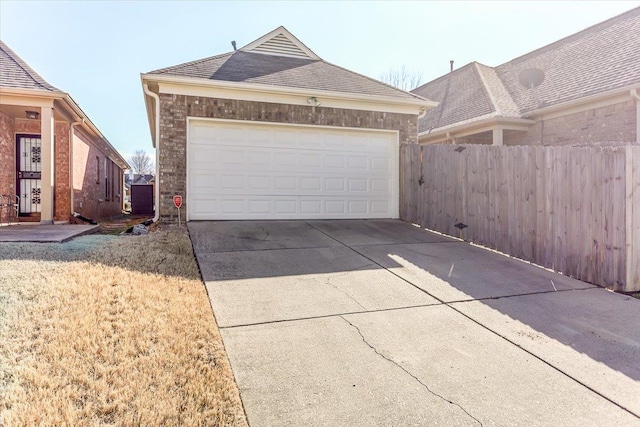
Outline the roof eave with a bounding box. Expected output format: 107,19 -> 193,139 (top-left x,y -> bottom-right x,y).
0,87 -> 129,169
418,116 -> 536,142
140,75 -> 158,148
61,94 -> 130,169
523,83 -> 640,118
0,86 -> 65,99
140,73 -> 437,111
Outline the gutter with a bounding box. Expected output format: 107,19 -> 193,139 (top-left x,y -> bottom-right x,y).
631,88 -> 640,143
141,73 -> 437,110
142,83 -> 161,222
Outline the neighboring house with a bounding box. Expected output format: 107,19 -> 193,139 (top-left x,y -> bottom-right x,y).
124,173 -> 155,194
124,172 -> 155,215
412,7 -> 640,146
0,40 -> 129,224
141,26 -> 434,221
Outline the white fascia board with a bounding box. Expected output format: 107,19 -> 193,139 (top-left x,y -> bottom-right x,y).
0,88 -> 60,107
418,116 -> 535,142
141,76 -> 157,147
141,73 -> 435,115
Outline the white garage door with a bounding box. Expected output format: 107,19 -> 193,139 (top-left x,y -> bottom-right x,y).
187,119 -> 399,220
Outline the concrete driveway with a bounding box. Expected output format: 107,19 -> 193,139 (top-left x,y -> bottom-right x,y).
189,220 -> 640,426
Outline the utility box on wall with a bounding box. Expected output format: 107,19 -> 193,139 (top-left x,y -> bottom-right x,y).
131,184 -> 154,215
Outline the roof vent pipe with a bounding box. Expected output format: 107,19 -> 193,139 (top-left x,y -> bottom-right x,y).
450,60 -> 454,72
231,41 -> 237,51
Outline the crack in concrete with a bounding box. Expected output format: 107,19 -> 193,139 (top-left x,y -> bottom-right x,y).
324,275 -> 367,311
340,315 -> 483,427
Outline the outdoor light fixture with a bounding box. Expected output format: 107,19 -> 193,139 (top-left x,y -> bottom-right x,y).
25,110 -> 39,120
307,96 -> 321,107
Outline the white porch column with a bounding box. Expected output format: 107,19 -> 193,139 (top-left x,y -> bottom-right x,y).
492,128 -> 504,146
40,106 -> 55,224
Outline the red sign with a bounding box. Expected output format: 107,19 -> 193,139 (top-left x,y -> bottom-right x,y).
173,195 -> 183,209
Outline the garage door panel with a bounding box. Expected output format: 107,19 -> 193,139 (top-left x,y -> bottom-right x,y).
187,120 -> 398,220
190,173 -> 391,197
189,195 -> 394,220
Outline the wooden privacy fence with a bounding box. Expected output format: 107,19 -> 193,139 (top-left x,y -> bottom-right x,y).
400,144 -> 640,292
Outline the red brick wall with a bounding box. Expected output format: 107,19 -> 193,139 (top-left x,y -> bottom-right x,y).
2,116 -> 121,222
54,123 -> 71,221
0,112 -> 15,222
505,100 -> 636,146
71,129 -> 122,220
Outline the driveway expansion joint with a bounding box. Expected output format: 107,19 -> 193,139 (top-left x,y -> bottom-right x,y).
304,220 -> 640,419
340,315 -> 484,427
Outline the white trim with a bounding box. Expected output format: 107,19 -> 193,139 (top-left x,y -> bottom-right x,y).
185,117 -> 400,220
240,26 -> 321,60
0,93 -> 55,108
143,73 -> 434,110
159,81 -> 423,115
419,116 -> 535,143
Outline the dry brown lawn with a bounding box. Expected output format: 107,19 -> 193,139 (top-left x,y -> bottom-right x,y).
0,226 -> 247,426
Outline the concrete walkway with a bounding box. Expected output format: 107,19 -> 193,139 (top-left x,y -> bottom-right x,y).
0,224 -> 98,243
189,220 -> 640,426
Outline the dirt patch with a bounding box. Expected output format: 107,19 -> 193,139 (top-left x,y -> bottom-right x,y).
94,213 -> 153,235
0,226 -> 247,426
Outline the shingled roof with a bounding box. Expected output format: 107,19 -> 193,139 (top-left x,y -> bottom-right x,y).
0,40 -> 60,92
148,26 -> 426,102
413,6 -> 640,134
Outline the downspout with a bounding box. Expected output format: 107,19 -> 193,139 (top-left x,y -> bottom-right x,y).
69,118 -> 84,218
631,88 -> 640,143
143,83 -> 161,222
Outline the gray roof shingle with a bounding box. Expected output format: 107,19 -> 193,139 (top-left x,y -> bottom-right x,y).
412,62 -> 497,133
497,7 -> 640,113
413,6 -> 640,133
0,40 -> 59,92
148,50 -> 426,102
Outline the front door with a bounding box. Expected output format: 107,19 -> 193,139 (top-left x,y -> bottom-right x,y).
16,134 -> 42,216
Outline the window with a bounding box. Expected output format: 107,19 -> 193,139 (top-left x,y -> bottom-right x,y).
105,159 -> 111,200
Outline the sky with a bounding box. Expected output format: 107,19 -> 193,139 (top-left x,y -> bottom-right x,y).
1,0 -> 638,167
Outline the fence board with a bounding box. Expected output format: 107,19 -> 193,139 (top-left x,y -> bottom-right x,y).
401,144 -> 639,291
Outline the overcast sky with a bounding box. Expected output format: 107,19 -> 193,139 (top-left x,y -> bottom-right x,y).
1,1 -> 638,165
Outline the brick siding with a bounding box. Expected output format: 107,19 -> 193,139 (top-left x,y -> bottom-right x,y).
0,111 -> 15,222
72,129 -> 123,220
505,100 -> 636,146
1,115 -> 122,223
158,94 -> 419,219
54,123 -> 71,220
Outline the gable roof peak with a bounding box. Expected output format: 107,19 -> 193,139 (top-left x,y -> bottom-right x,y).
240,26 -> 321,60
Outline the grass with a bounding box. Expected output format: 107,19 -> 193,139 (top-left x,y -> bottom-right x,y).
0,226 -> 247,426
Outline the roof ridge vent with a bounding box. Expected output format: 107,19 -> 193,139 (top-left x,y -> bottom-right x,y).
240,26 -> 320,60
